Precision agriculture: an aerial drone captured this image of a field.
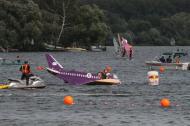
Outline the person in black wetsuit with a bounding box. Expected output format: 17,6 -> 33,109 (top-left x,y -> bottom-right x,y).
159,56 -> 166,63
166,56 -> 172,63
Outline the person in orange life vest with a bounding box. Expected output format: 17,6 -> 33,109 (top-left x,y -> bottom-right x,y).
19,61 -> 31,85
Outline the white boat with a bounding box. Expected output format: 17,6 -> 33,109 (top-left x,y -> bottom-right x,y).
145,61 -> 190,70
44,43 -> 65,51
64,47 -> 87,52
146,51 -> 190,70
90,45 -> 106,52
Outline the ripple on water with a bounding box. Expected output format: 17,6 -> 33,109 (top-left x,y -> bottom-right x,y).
0,47 -> 190,125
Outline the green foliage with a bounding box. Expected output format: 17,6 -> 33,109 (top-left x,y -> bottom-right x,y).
81,0 -> 190,45
71,4 -> 110,47
0,0 -> 42,51
1,0 -> 190,51
160,12 -> 190,45
108,13 -> 128,33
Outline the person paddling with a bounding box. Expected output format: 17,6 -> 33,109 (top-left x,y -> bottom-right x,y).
19,61 -> 31,85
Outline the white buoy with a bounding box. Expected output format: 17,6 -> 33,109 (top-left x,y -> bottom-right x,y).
147,71 -> 159,85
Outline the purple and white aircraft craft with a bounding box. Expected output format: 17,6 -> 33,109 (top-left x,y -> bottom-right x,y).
45,54 -> 121,85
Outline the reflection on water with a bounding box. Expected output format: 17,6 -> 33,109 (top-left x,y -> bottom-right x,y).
0,46 -> 190,126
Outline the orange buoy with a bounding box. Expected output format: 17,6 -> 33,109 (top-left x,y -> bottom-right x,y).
160,98 -> 170,107
63,96 -> 74,105
159,66 -> 165,73
36,66 -> 44,71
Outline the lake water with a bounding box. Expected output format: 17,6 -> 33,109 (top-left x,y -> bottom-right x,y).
0,46 -> 190,126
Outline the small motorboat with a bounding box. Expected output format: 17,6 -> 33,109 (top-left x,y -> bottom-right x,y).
146,61 -> 190,70
0,76 -> 45,89
64,47 -> 87,52
146,51 -> 190,70
90,45 -> 106,52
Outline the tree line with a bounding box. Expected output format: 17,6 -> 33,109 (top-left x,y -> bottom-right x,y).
0,0 -> 190,51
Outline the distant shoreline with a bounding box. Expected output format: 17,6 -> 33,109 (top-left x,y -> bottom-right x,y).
0,46 -> 189,53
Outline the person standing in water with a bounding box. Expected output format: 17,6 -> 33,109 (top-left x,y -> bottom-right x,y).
20,61 -> 31,85
121,47 -> 126,57
129,47 -> 133,60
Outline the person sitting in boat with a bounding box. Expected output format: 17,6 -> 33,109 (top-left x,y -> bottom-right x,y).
19,61 -> 32,85
159,56 -> 166,63
100,69 -> 108,79
98,66 -> 112,79
175,56 -> 180,63
166,56 -> 172,63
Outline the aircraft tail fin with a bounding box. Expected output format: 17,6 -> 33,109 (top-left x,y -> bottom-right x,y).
45,54 -> 63,71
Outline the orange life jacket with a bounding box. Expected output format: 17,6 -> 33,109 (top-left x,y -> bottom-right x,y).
21,64 -> 30,74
